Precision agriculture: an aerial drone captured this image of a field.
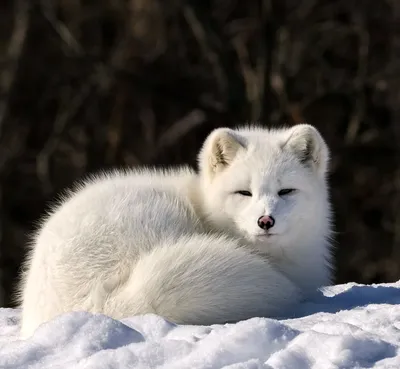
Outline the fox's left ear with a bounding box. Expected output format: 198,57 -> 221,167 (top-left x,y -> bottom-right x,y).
283,124 -> 330,176
198,128 -> 246,180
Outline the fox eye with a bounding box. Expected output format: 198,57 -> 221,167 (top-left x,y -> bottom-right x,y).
278,189 -> 295,196
235,190 -> 252,197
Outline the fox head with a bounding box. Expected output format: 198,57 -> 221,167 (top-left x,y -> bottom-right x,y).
197,124 -> 332,255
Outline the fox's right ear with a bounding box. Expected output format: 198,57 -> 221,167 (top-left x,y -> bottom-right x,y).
198,128 -> 245,180
283,124 -> 330,176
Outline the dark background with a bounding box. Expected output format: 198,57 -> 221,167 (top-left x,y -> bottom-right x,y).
0,0 -> 399,307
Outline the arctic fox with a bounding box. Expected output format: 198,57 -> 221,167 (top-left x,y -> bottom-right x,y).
17,123 -> 333,338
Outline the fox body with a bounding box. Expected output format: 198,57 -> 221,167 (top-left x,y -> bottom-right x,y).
17,124 -> 333,338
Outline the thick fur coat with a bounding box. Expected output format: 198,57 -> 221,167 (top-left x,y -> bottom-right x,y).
17,124 -> 334,338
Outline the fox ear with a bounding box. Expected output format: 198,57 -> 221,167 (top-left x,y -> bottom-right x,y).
198,128 -> 245,179
283,124 -> 329,176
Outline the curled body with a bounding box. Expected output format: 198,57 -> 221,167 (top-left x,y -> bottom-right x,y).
17,124 -> 334,338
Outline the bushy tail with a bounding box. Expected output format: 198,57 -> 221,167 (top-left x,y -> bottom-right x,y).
103,233 -> 300,325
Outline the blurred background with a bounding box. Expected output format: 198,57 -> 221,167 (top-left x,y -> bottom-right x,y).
0,0 -> 399,307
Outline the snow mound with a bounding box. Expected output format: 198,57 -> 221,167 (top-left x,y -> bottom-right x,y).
0,281 -> 399,368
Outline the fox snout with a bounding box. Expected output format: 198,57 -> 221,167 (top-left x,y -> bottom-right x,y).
257,215 -> 275,230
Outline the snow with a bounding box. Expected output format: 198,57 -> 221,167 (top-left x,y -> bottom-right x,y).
1,281 -> 399,369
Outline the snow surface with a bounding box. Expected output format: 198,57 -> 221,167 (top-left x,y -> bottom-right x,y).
1,280 -> 399,369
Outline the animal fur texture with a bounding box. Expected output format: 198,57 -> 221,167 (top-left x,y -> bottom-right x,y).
17,124 -> 334,338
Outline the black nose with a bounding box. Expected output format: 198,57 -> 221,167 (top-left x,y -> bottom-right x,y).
257,215 -> 275,230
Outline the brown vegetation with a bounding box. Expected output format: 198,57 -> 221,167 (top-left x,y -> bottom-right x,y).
0,0 -> 399,307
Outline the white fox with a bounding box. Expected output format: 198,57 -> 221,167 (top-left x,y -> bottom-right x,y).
17,123 -> 333,338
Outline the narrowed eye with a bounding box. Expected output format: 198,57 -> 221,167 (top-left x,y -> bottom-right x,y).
278,189 -> 295,196
235,190 -> 252,197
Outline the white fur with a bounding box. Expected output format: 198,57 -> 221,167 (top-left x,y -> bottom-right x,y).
17,124 -> 333,338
